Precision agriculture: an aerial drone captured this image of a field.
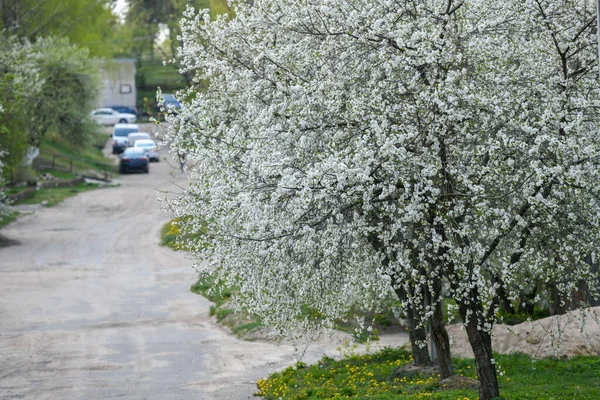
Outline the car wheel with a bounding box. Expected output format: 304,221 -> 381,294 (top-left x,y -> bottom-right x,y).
119,118 -> 127,123
144,167 -> 149,173
119,167 -> 125,174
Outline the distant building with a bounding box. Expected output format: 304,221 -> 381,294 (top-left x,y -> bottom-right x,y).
98,59 -> 136,109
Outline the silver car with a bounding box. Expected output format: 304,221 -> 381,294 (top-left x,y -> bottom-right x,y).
133,139 -> 160,162
91,108 -> 137,125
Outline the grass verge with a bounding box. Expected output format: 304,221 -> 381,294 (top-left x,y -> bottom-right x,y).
256,347 -> 600,400
15,182 -> 101,207
0,210 -> 18,229
161,218 -> 265,336
190,274 -> 264,337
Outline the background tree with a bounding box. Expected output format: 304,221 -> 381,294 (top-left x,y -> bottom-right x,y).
28,37 -> 100,147
0,37 -> 41,180
0,0 -> 122,57
124,0 -> 228,60
0,35 -> 100,181
165,1 -> 600,399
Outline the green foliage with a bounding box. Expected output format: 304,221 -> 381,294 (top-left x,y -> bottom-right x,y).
0,36 -> 101,179
124,0 -> 228,60
209,0 -> 230,19
29,37 -> 101,147
137,61 -> 187,113
7,165 -> 38,186
0,74 -> 29,181
497,306 -> 551,326
256,349 -> 600,400
0,0 -> 122,57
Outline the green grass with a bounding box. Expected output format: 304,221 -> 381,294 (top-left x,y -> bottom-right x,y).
15,182 -> 101,207
191,273 -> 265,335
43,170 -> 79,180
160,217 -> 210,250
256,348 -> 600,400
0,210 -> 19,228
5,187 -> 29,196
92,133 -> 111,151
38,135 -> 116,174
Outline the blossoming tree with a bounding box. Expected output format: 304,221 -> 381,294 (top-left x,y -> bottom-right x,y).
165,1 -> 600,398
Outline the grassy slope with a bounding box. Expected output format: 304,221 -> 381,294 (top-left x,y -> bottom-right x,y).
38,134 -> 116,174
3,133 -> 115,212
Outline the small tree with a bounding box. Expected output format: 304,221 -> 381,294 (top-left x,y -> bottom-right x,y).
29,37 -> 100,147
165,1 -> 600,399
0,36 -> 41,180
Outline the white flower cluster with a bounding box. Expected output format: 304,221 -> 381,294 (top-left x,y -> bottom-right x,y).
165,0 -> 600,341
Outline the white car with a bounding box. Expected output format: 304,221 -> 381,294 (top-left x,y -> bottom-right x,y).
127,132 -> 151,148
91,108 -> 137,125
112,124 -> 139,154
133,139 -> 160,162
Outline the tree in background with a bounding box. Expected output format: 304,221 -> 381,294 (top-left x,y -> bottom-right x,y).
165,1 -> 600,399
29,37 -> 100,147
123,0 -> 227,60
0,0 -> 122,57
0,37 -> 41,181
0,36 -> 100,179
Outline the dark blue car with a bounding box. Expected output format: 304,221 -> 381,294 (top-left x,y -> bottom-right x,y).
119,148 -> 149,174
109,105 -> 138,117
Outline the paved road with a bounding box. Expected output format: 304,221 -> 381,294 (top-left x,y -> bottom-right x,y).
0,125 -> 408,400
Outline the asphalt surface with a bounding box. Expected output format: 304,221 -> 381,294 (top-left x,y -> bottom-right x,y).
0,126 -> 297,400
0,125 -> 408,400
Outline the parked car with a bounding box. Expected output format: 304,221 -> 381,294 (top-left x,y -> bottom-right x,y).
112,123 -> 139,154
91,108 -> 136,125
119,148 -> 149,174
108,105 -> 138,117
127,132 -> 151,148
133,139 -> 160,162
162,94 -> 181,110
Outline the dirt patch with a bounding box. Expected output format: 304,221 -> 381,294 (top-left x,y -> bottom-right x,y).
391,362 -> 440,380
440,375 -> 479,390
448,306 -> 600,358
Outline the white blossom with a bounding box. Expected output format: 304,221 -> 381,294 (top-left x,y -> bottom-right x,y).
164,0 -> 600,353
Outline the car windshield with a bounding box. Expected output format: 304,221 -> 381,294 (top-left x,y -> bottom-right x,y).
114,128 -> 138,137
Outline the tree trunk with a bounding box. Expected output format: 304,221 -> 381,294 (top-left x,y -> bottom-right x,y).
395,287 -> 430,365
430,296 -> 453,379
459,305 -> 500,400
494,276 -> 516,314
